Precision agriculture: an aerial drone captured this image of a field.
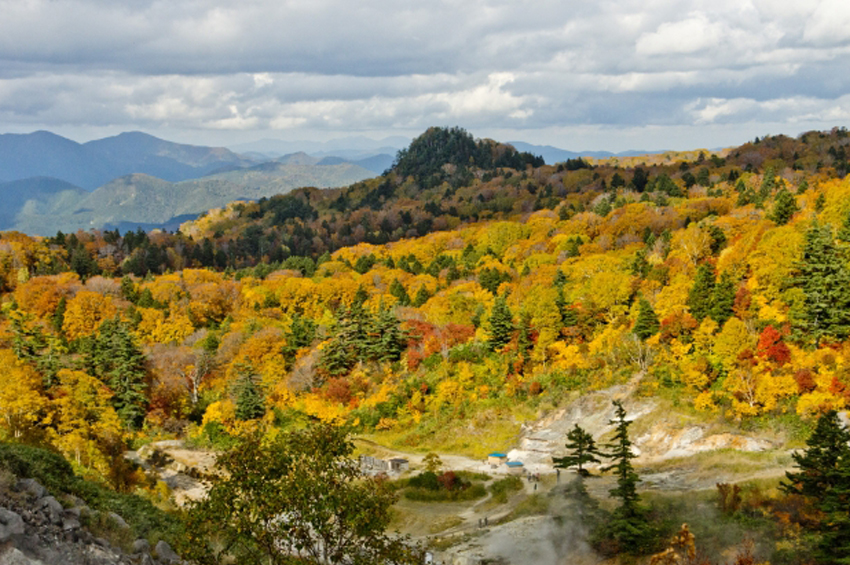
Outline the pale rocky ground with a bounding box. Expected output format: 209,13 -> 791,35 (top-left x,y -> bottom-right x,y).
133,380 -> 811,565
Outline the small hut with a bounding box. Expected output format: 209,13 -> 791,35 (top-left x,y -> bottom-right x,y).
488,452 -> 508,466
506,461 -> 525,475
387,458 -> 409,473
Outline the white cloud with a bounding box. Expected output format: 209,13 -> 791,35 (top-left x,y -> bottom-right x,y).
0,0 -> 848,149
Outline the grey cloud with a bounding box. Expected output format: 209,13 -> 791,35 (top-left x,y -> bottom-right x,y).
0,0 -> 848,149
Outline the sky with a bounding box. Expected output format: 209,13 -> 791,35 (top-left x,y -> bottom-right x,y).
1,0 -> 849,152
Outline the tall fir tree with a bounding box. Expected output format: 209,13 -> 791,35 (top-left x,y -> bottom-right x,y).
633,298 -> 659,341
487,294 -> 515,351
369,304 -> 408,363
781,411 -> 850,564
234,369 -> 265,421
282,313 -> 316,367
769,188 -> 799,225
793,222 -> 850,345
687,264 -> 716,321
389,278 -> 411,306
553,424 -> 602,477
85,318 -> 149,429
837,210 -> 850,243
709,272 -> 737,326
599,401 -> 655,554
412,286 -> 431,307
517,313 -> 533,362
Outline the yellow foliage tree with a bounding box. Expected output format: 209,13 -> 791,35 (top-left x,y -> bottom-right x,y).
62,290 -> 117,340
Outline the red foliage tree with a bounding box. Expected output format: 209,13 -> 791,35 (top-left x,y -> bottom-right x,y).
659,312 -> 699,343
756,325 -> 791,365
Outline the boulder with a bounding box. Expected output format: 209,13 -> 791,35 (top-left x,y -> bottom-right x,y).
61,517 -> 80,531
132,539 -> 151,554
107,512 -> 129,529
14,480 -> 45,500
37,497 -> 62,525
0,548 -> 45,565
0,508 -> 25,542
154,540 -> 180,564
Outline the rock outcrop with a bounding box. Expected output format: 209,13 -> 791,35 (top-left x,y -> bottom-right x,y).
0,478 -> 182,565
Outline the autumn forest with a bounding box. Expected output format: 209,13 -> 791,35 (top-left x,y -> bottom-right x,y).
3,126 -> 850,563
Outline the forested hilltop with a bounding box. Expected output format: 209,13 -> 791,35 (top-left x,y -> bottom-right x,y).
3,126 -> 850,563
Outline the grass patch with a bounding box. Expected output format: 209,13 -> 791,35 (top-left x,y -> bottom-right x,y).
427,515 -> 465,534
488,476 -> 523,503
639,449 -> 793,478
498,493 -> 549,522
403,483 -> 487,502
370,405 -> 530,458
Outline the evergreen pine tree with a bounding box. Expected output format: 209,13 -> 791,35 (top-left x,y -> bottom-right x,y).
599,401 -> 655,554
633,298 -> 659,341
389,278 -> 410,306
353,285 -> 369,306
769,188 -> 799,225
815,192 -> 826,213
412,286 -> 431,307
561,304 -> 579,328
51,297 -> 66,334
234,370 -> 265,421
120,276 -> 139,303
630,250 -> 650,278
735,178 -> 746,193
517,313 -> 533,362
553,424 -> 602,477
710,272 -> 736,326
282,313 -> 316,366
553,270 -> 568,289
837,210 -> 850,243
487,295 -> 515,351
370,304 -> 408,363
781,411 -> 850,563
566,237 -> 582,258
687,264 -> 716,320
87,318 -> 149,429
759,166 -> 776,200
793,222 -> 850,345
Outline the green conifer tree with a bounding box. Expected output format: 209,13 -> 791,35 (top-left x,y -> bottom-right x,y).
517,313 -> 533,362
553,424 -> 602,477
687,264 -> 716,321
769,188 -> 799,225
412,286 -> 431,307
352,285 -> 369,307
598,401 -> 655,554
86,318 -> 149,429
781,411 -> 850,563
487,295 -> 515,351
234,370 -> 265,421
793,222 -> 850,345
710,272 -> 737,326
389,279 -> 411,306
51,297 -> 66,334
837,210 -> 850,243
633,298 -> 659,341
369,304 -> 408,363
815,192 -> 826,213
282,313 -> 316,366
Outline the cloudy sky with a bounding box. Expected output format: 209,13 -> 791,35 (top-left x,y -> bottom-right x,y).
1,0 -> 849,151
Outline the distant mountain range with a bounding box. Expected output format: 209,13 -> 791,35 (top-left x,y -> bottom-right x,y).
0,131 -> 255,189
0,132 -> 389,234
0,129 -> 662,235
507,141 -> 667,164
9,159 -> 376,236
